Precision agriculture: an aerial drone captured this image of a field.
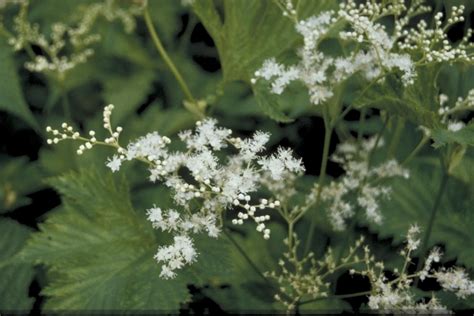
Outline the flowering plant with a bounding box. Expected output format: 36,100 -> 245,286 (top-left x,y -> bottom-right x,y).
0,0 -> 473,314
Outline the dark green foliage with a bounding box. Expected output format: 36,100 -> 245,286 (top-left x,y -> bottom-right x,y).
0,0 -> 473,313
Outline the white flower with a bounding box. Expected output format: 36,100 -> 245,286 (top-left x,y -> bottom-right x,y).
321,137 -> 408,230
238,131 -> 270,161
435,267 -> 474,299
419,247 -> 443,281
146,206 -> 163,228
154,235 -> 197,279
180,118 -> 231,151
258,147 -> 305,180
447,121 -> 465,132
125,131 -> 170,161
406,224 -> 421,251
106,155 -> 122,172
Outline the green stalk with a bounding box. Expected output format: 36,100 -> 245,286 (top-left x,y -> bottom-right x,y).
143,8 -> 203,118
61,91 -> 71,121
299,290 -> 372,306
402,135 -> 429,166
223,229 -> 270,286
387,117 -> 405,158
303,122 -> 332,256
422,172 -> 449,253
414,169 -> 449,286
367,115 -> 389,167
223,229 -> 297,303
357,108 -> 367,142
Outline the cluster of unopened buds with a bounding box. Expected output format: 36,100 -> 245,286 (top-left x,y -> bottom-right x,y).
46,123 -> 101,155
231,197 -> 280,239
437,91 -> 474,132
46,104 -> 124,155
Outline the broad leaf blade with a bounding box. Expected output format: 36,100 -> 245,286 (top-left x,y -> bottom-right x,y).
193,0 -> 335,82
0,38 -> 39,131
353,74 -> 441,129
21,170 -> 191,311
432,123 -> 474,147
364,159 -> 474,268
0,218 -> 35,312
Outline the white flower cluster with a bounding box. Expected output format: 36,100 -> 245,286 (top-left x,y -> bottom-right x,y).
435,267 -> 474,299
364,224 -> 473,312
437,89 -> 474,133
270,223 -> 473,313
46,104 -> 122,156
154,235 -> 196,280
46,104 -> 305,278
405,223 -> 421,252
268,235 -> 366,311
146,207 -> 219,278
254,0 -> 472,106
399,5 -> 474,64
252,0 -> 419,105
419,247 -> 442,281
3,0 -> 144,77
320,137 -> 409,230
454,89 -> 474,110
368,276 -> 449,313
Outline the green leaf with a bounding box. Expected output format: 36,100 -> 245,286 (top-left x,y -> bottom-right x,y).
101,68 -> 156,125
192,0 -> 334,121
438,64 -> 474,103
20,170 -> 191,311
448,149 -> 474,184
353,74 -> 441,129
192,0 -> 335,82
363,159 -> 474,268
252,81 -> 293,123
203,224 -> 286,312
0,218 -> 35,312
185,235 -> 234,285
0,156 -> 45,213
97,21 -> 156,69
432,123 -> 474,148
0,38 -> 39,131
130,105 -> 195,136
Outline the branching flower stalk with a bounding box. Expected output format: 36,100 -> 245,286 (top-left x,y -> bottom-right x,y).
269,223 -> 474,313
1,0 -> 144,80
303,117 -> 332,256
46,104 -> 305,278
1,0 -> 146,119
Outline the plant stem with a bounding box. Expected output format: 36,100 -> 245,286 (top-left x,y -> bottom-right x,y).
61,92 -> 71,120
387,117 -> 405,158
357,108 -> 367,142
367,114 -> 388,167
421,172 -> 449,253
402,135 -> 429,166
299,290 -> 372,305
143,7 -> 203,118
414,170 -> 449,285
224,229 -> 295,304
287,221 -> 295,250
223,229 -> 270,286
303,122 -> 332,255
